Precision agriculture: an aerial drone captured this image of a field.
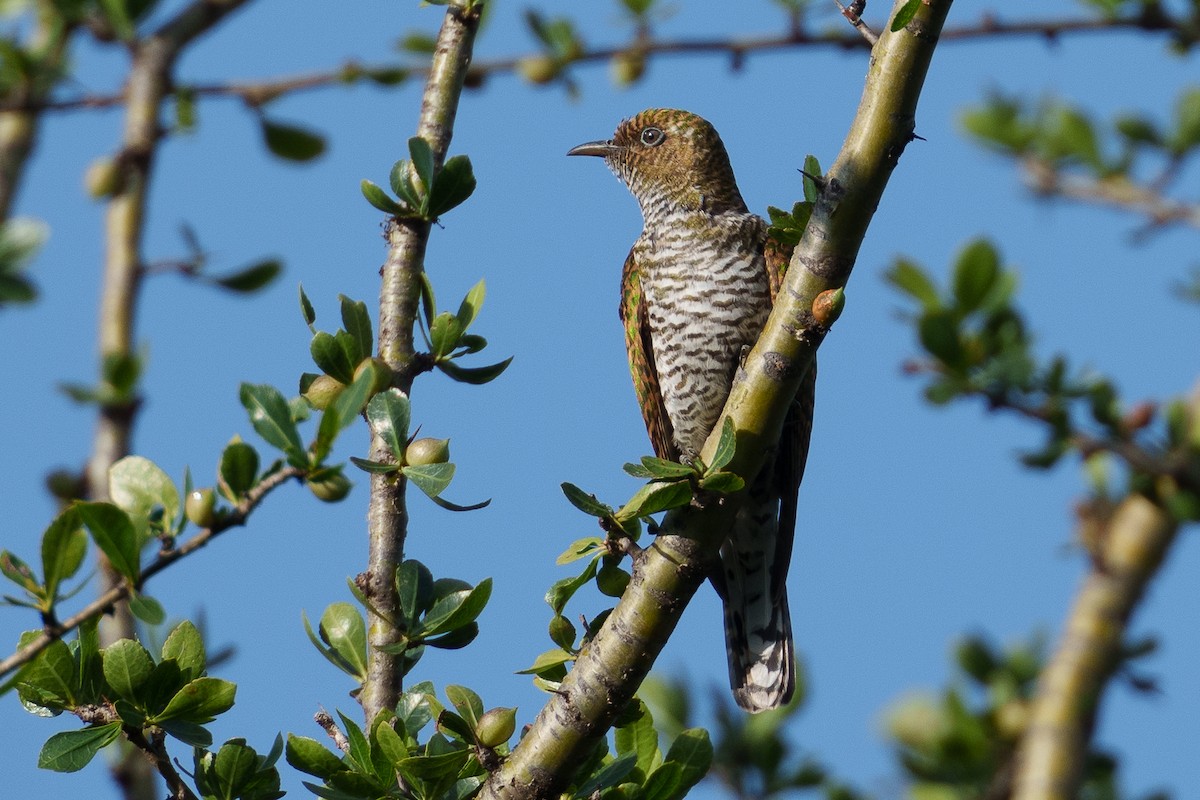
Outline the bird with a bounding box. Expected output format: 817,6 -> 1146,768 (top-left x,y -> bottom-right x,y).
568,108 -> 816,712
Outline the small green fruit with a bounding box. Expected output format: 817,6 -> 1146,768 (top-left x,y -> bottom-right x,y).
475,707 -> 517,748
517,56 -> 558,85
304,375 -> 345,410
610,51 -> 645,86
405,437 -> 450,466
84,157 -> 122,198
354,357 -> 394,395
308,472 -> 352,502
185,488 -> 217,527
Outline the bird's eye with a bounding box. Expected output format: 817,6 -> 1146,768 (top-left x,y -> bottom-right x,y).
639,127 -> 665,146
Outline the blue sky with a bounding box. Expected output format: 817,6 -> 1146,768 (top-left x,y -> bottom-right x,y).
2,1 -> 1198,797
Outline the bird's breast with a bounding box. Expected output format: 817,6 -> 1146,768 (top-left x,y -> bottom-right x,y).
636,212 -> 771,457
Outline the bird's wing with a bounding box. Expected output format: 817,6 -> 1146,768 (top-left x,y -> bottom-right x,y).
763,229 -> 816,600
619,248 -> 679,461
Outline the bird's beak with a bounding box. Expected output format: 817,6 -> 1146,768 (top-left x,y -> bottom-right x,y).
567,139 -> 618,158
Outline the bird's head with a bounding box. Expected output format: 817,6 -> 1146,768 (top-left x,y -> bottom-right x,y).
567,108 -> 747,218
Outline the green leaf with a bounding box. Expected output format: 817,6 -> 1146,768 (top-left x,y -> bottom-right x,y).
108,455 -> 179,538
424,622 -> 479,649
801,154 -> 823,203
361,179 -> 407,215
918,310 -> 966,370
18,639 -> 76,710
211,259 -> 282,293
159,719 -> 213,748
310,331 -> 356,384
403,462 -> 456,499
128,592 -> 165,624
220,439 -> 259,498
389,159 -> 422,209
299,283 -> 317,327
397,560 -> 435,630
641,762 -> 684,800
339,294 -> 373,362
596,562 -> 630,598
891,0 -> 920,31
262,118 -> 326,162
709,416 -> 737,472
286,734 -> 347,779
618,480 -> 693,520
699,471 -> 745,494
314,365 -> 376,462
76,502 -> 139,582
614,699 -> 659,777
40,508 -> 86,604
437,709 -> 476,743
663,728 -> 712,794
153,676 -> 236,724
97,0 -> 134,39
576,751 -> 638,797
545,558 -> 599,616
319,602 -> 368,681
408,136 -> 435,194
445,684 -> 484,728
555,537 -> 603,566
349,457 -> 401,474
638,456 -> 694,479
37,723 -> 122,772
102,638 -> 154,702
886,258 -> 941,310
953,239 -> 1001,313
0,550 -> 39,593
455,280 -> 486,332
1171,87 -> 1200,151
437,357 -> 513,385
419,578 -> 492,637
561,483 -> 613,518
428,154 -> 477,217
515,648 -> 574,676
239,383 -> 307,467
161,620 -> 206,683
367,389 -> 410,461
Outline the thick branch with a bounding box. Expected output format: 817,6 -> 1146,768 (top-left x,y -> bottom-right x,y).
125,727 -> 200,800
359,1 -> 481,727
1012,493 -> 1178,799
478,3 -> 953,798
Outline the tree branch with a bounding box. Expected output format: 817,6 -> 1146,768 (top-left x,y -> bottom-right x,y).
124,727 -> 200,800
1023,156 -> 1200,232
0,465 -> 302,680
2,10 -> 1189,114
478,2 -> 953,797
1012,492 -> 1179,799
359,1 -> 482,727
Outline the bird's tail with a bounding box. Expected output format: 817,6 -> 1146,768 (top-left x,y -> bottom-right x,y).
720,496 -> 795,713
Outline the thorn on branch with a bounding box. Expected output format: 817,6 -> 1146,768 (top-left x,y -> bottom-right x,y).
833,0 -> 878,45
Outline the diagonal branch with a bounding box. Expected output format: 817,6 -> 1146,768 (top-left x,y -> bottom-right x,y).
478,2 -> 954,798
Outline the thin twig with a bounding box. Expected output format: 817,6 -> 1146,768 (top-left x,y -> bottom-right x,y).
125,727 -> 200,800
0,11 -> 1187,114
315,707 -> 351,753
834,0 -> 878,45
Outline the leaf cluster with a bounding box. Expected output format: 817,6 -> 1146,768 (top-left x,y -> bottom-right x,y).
305,559 -> 491,686
12,619 -> 241,773
888,239 -> 1200,520
766,155 -> 823,251
884,633 -> 1166,800
552,698 -> 713,800
286,683 -> 509,800
416,277 -> 513,386
962,88 -> 1200,180
362,136 -> 477,221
